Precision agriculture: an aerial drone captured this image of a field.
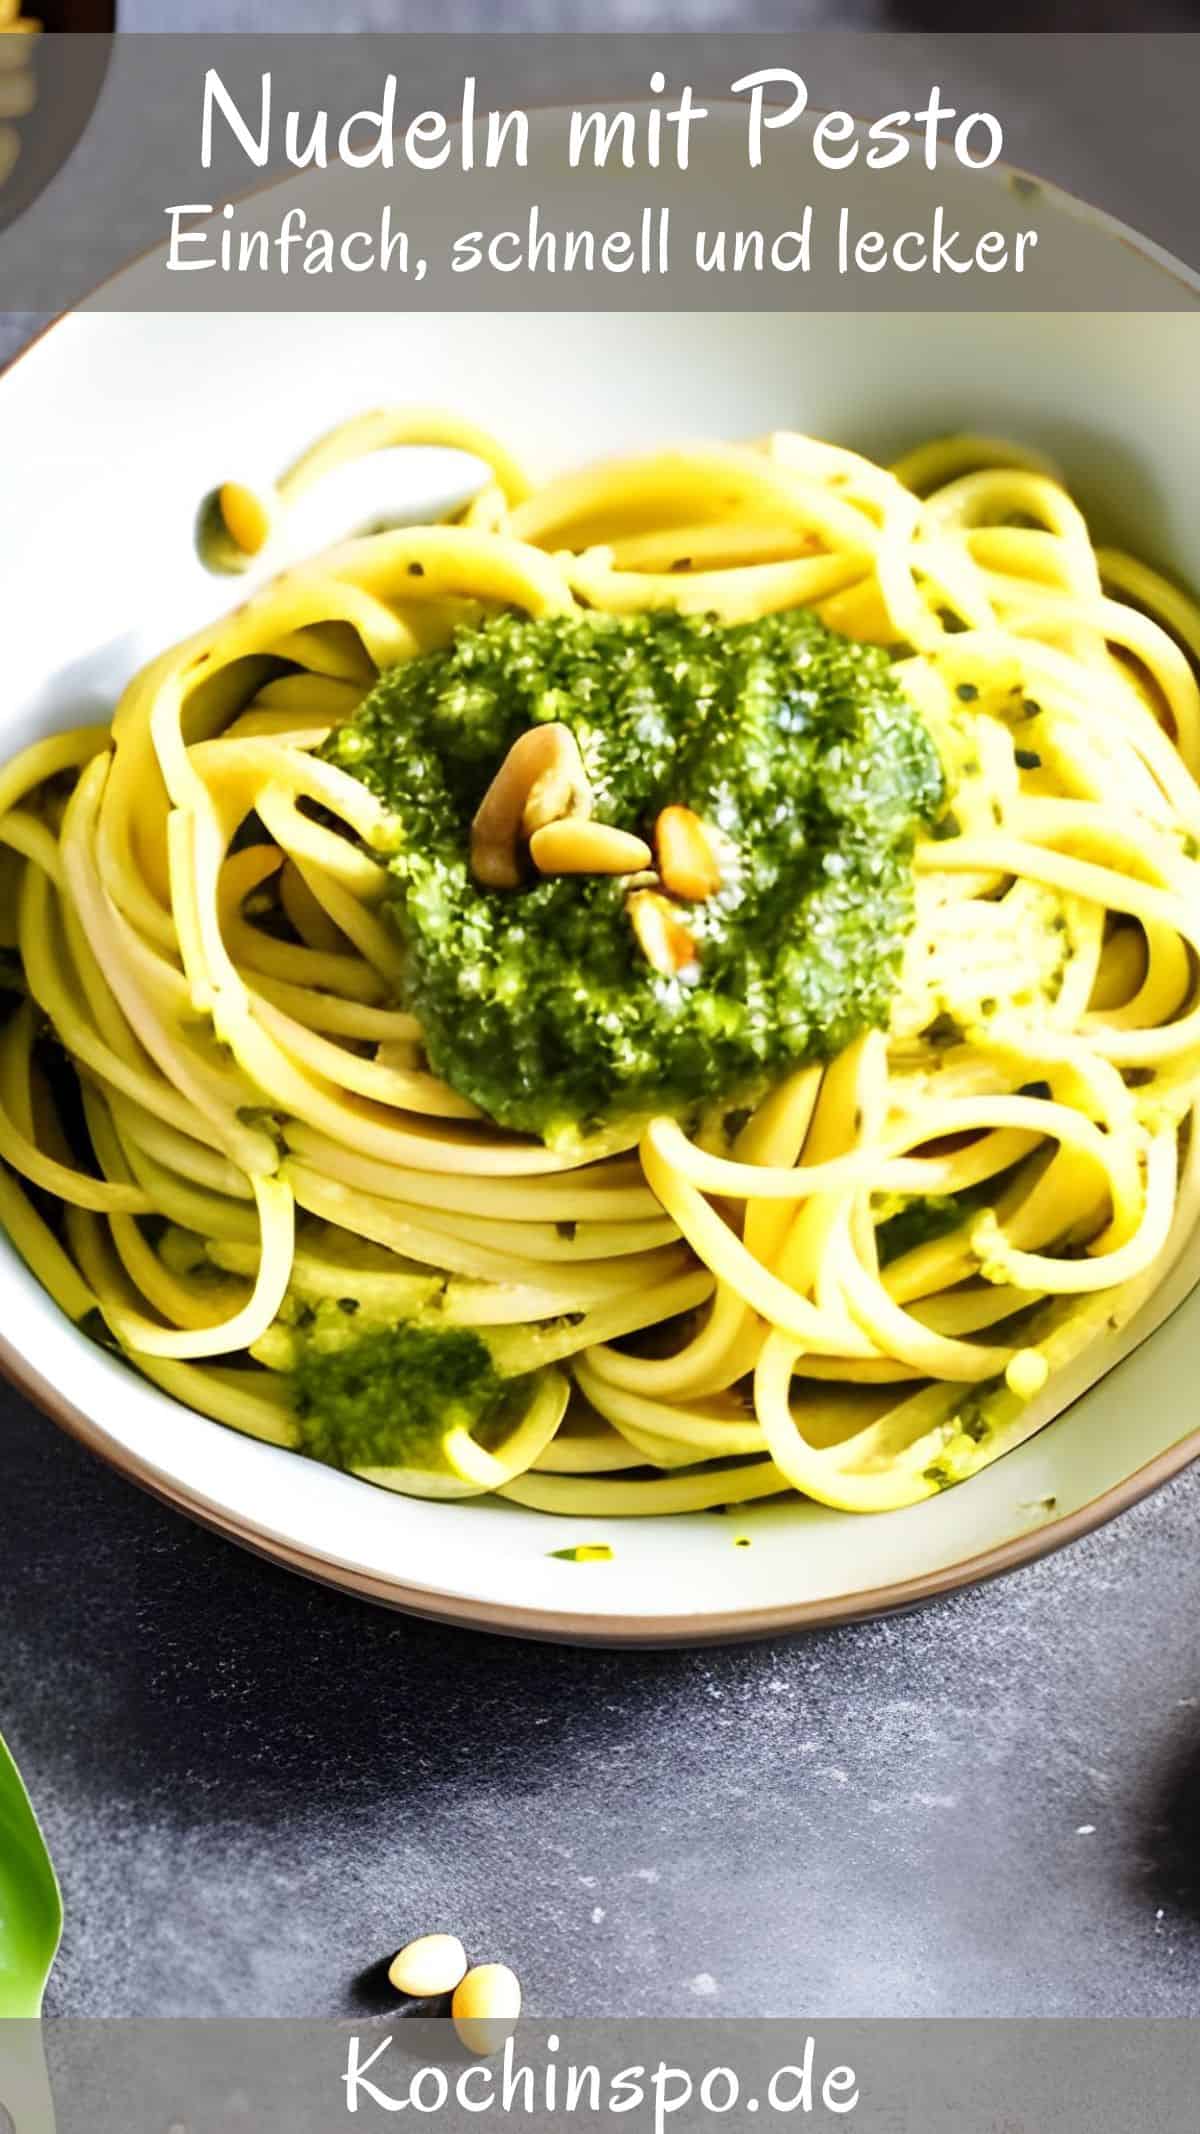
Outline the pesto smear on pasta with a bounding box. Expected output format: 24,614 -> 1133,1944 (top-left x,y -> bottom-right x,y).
325,608 -> 944,1142
292,1316 -> 541,1476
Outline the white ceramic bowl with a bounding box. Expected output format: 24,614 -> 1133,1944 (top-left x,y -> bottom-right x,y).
4,164 -> 1200,1640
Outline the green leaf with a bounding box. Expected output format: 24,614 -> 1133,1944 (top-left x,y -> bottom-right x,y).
0,1732 -> 61,2018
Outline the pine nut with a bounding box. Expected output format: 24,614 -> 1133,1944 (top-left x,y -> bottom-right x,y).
522,761 -> 585,838
655,806 -> 722,901
387,1932 -> 468,2000
451,1962 -> 522,2057
530,819 -> 652,877
627,889 -> 699,976
471,725 -> 592,889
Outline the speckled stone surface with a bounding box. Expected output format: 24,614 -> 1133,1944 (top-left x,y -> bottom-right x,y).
2,1387 -> 1199,2018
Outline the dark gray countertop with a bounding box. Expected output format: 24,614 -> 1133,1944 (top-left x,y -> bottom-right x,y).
3,0 -> 1200,2027
3,1390 -> 1199,2018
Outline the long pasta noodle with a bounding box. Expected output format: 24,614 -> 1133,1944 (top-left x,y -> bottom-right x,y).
3,410 -> 1200,1517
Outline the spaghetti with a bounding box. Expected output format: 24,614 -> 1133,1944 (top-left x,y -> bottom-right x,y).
3,410 -> 1200,1518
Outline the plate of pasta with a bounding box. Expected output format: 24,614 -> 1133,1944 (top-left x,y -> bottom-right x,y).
3,289 -> 1200,1640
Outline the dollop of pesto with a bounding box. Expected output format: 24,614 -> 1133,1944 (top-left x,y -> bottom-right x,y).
292,1319 -> 529,1474
325,608 -> 943,1141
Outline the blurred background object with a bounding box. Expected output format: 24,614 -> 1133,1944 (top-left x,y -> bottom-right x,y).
0,0 -> 113,233
110,1 -> 1200,26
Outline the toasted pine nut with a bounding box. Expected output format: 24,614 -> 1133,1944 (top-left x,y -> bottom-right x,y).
452,1962 -> 522,2057
387,1932 -> 469,2000
471,725 -> 592,890
627,889 -> 698,976
655,806 -> 722,901
0,67 -> 33,118
530,819 -> 652,877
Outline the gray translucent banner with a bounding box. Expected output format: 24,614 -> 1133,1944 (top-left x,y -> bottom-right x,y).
1,2020 -> 1199,2130
0,34 -> 1198,311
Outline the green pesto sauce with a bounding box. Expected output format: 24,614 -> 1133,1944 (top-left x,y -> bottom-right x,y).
326,608 -> 944,1142
291,1319 -> 529,1474
876,1187 -> 984,1267
923,1376 -> 1005,1490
